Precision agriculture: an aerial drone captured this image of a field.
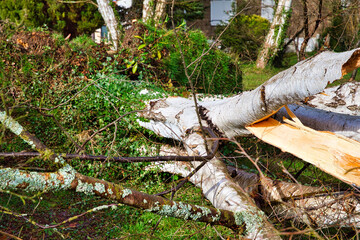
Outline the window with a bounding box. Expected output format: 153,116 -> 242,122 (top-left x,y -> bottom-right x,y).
210,0 -> 235,26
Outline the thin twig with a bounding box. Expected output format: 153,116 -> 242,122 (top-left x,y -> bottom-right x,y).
1,128 -> 219,163
77,110 -> 142,153
0,230 -> 23,240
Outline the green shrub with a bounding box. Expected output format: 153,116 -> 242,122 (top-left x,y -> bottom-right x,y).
216,14 -> 270,61
122,22 -> 242,94
164,29 -> 242,94
0,0 -> 103,38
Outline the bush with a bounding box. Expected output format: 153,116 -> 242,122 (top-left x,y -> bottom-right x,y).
216,14 -> 270,61
0,0 -> 103,38
164,29 -> 242,94
122,22 -> 242,94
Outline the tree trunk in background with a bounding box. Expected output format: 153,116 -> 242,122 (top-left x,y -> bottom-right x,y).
298,0 -> 323,60
154,0 -> 167,24
256,0 -> 292,69
143,0 -> 167,24
142,0 -> 154,22
97,0 -> 119,50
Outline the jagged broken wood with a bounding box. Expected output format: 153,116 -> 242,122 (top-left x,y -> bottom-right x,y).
138,48 -> 360,237
152,161 -> 360,228
246,109 -> 360,187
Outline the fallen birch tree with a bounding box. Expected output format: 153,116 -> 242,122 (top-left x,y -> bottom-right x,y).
138,48 -> 360,237
2,48 -> 360,239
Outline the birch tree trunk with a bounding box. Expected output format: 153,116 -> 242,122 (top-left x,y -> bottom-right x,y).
154,0 -> 167,24
139,48 -> 360,236
3,49 -> 360,238
142,0 -> 154,22
97,0 -> 120,50
256,0 -> 293,69
142,0 -> 167,24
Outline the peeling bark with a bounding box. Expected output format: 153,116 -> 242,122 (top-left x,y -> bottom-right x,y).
140,49 -> 360,139
138,48 -> 360,236
307,82 -> 360,115
3,49 -> 360,238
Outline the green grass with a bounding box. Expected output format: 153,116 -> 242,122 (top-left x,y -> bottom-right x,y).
241,63 -> 285,90
241,53 -> 299,91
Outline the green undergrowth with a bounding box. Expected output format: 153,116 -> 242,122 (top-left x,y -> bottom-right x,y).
0,182 -> 233,239
0,23 -> 238,239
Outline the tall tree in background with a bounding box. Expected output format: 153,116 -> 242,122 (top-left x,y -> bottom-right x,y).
96,0 -> 120,50
256,0 -> 292,69
298,0 -> 323,60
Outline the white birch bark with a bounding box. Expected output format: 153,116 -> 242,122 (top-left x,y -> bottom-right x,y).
307,82 -> 360,115
256,0 -> 293,69
201,49 -> 359,138
142,0 -> 154,22
97,0 -> 119,50
154,162 -> 360,228
139,48 -> 360,236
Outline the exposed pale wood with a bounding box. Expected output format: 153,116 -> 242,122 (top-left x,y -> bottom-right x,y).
246,117 -> 360,187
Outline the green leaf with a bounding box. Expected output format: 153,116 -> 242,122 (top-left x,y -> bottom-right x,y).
132,62 -> 138,74
138,44 -> 146,50
134,35 -> 144,41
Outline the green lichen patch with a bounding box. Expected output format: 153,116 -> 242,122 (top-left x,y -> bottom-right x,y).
150,201 -> 217,222
0,166 -> 75,192
121,189 -> 132,198
54,156 -> 65,165
94,182 -> 106,194
234,208 -> 265,236
76,180 -> 95,195
0,111 -> 24,136
58,164 -> 76,186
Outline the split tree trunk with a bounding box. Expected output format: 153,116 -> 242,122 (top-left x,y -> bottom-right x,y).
256,0 -> 293,69
139,48 -> 360,236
